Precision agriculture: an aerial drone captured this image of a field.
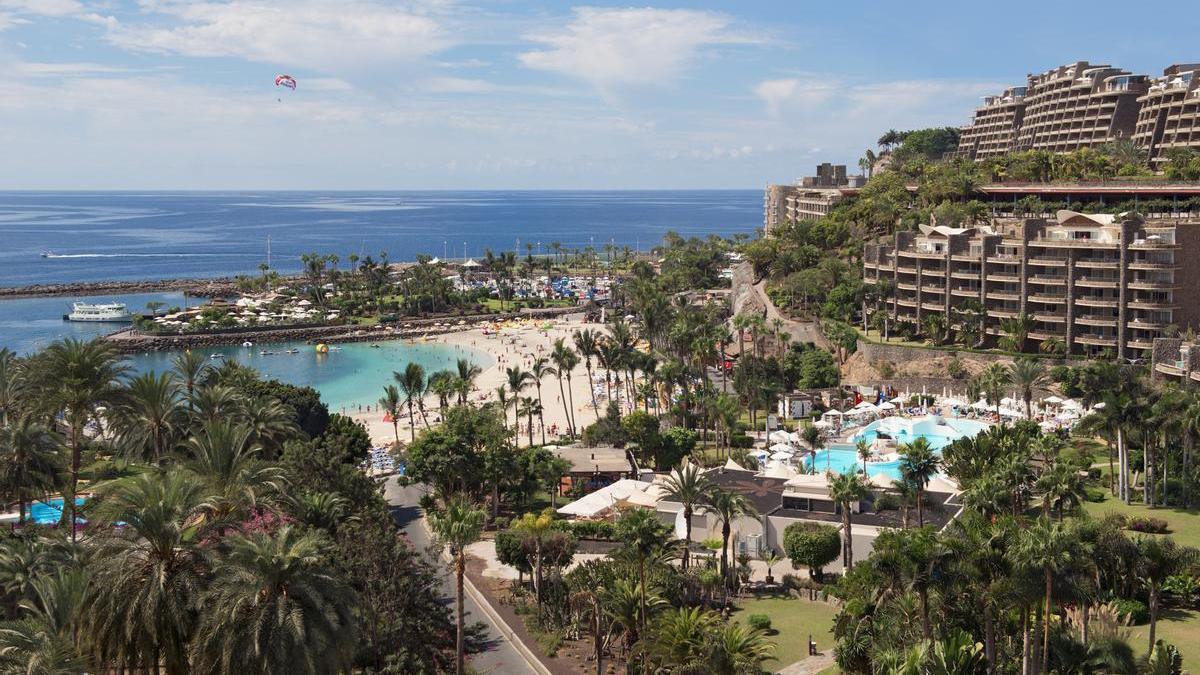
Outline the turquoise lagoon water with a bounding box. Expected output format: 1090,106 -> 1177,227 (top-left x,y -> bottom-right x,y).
808,416 -> 990,479
128,340 -> 493,412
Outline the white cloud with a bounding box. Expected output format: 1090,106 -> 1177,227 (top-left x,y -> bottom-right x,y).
424,76 -> 496,93
13,61 -> 132,76
753,77 -> 840,116
108,1 -> 451,72
519,7 -> 752,91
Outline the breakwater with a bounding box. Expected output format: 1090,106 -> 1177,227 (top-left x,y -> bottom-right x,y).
104,306 -> 580,354
0,276 -> 262,300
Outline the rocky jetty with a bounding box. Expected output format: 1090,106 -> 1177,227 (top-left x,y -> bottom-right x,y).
0,276 -> 259,300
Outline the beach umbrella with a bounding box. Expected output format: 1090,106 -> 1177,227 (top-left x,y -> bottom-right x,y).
768,430 -> 791,444
1043,395 -> 1063,404
769,443 -> 795,454
878,401 -> 896,410
770,451 -> 795,461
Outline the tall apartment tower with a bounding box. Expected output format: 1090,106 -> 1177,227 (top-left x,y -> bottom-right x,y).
1015,62 -> 1148,153
956,87 -> 1027,160
1132,64 -> 1200,164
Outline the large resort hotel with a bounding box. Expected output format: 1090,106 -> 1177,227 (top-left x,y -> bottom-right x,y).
955,60 -> 1200,162
862,210 -> 1200,359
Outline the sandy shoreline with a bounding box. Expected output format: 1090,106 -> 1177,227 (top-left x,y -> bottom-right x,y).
351,312 -> 614,448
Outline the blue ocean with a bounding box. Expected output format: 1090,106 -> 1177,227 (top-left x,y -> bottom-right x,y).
0,191 -> 760,287
0,191 -> 759,408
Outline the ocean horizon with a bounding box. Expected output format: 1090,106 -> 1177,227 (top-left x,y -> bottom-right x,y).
0,189 -> 761,288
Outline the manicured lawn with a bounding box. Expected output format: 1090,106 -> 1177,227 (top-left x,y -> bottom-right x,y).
1082,493 -> 1200,548
1127,608 -> 1200,665
1079,495 -> 1200,663
731,595 -> 839,669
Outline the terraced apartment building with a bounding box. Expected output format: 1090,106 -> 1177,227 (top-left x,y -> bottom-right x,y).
862,211 -> 1200,359
955,87 -> 1027,160
956,61 -> 1200,161
1132,64 -> 1200,164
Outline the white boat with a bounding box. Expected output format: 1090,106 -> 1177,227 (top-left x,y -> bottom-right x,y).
65,302 -> 132,323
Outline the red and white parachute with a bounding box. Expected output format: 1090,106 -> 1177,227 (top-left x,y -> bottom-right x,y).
274,74 -> 297,90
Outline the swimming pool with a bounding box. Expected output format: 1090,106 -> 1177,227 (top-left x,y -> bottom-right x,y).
28,497 -> 85,526
807,416 -> 989,479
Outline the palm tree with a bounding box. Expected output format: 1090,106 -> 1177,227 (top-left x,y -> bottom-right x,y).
661,463 -> 713,571
428,369 -> 457,413
454,358 -> 482,406
182,421 -> 285,526
899,437 -> 940,526
192,526 -> 358,674
551,339 -> 580,436
517,396 -> 541,447
83,470 -> 210,674
979,362 -> 1011,418
856,438 -> 872,475
0,347 -> 17,428
514,509 -> 556,604
1009,358 -> 1048,419
429,495 -> 486,675
1137,537 -> 1198,655
708,622 -> 776,674
25,338 -> 127,540
643,606 -> 716,671
1011,517 -> 1083,675
616,507 -> 670,668
188,384 -> 245,427
530,356 -> 553,445
574,329 -> 600,417
705,487 -> 757,586
394,363 -> 427,442
0,416 -> 63,525
505,366 -> 531,431
114,371 -> 183,462
828,471 -> 870,569
1036,462 -> 1087,520
378,384 -> 403,444
170,349 -> 209,409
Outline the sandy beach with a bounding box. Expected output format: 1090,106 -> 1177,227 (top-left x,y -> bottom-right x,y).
352,312 -> 615,447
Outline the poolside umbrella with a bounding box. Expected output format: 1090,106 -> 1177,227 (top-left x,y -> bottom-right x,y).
769,443 -> 796,454
769,450 -> 796,461
869,473 -> 896,489
768,430 -> 791,444
878,401 -> 896,410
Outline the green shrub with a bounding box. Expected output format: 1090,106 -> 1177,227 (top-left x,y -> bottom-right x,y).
782,522 -> 841,582
730,434 -> 754,449
1127,517 -> 1170,534
874,493 -> 900,511
946,358 -> 967,380
1111,598 -> 1149,625
747,614 -> 772,631
567,520 -> 617,540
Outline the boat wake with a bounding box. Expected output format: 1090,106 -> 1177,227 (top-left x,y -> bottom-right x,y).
42,253 -> 258,259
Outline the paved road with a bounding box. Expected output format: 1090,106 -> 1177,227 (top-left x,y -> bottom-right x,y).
383,477 -> 533,674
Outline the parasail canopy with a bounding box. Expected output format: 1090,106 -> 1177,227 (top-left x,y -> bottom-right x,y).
275,74 -> 297,90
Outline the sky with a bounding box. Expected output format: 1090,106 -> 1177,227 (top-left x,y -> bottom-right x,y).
0,0 -> 1196,190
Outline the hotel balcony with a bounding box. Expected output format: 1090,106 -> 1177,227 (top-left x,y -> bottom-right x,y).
1127,260 -> 1177,270
1076,259 -> 1121,269
1156,361 -> 1186,377
1076,315 -> 1118,327
989,308 -> 1020,319
987,290 -> 1021,301
951,286 -> 980,297
1076,334 -> 1118,347
1029,275 -> 1067,285
921,301 -> 944,312
1075,277 -> 1120,288
1128,299 -> 1178,310
1032,312 -> 1067,323
1029,292 -> 1067,303
1127,280 -> 1179,291
1076,296 -> 1120,307
1128,339 -> 1155,352
920,284 -> 945,295
950,270 -> 981,280
1029,256 -> 1068,267
985,272 -> 1021,283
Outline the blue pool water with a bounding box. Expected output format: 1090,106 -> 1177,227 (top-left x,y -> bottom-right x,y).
29,497 -> 85,525
808,416 -> 990,479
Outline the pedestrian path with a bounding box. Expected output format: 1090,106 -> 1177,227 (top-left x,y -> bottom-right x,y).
777,652 -> 836,675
